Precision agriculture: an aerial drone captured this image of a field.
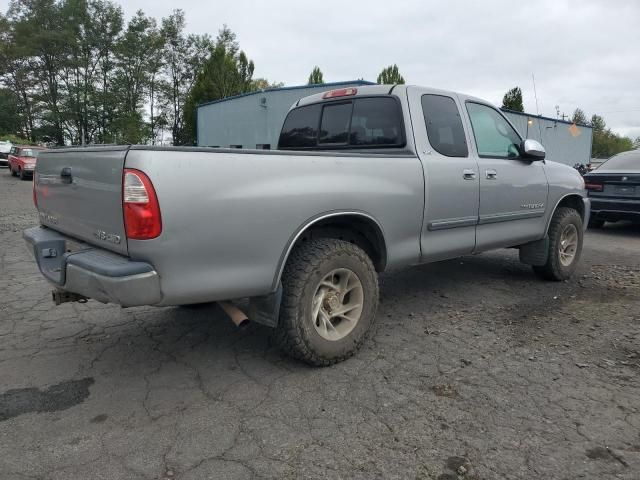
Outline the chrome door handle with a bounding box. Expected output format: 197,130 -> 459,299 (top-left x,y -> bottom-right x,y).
485,169 -> 497,180
463,169 -> 476,180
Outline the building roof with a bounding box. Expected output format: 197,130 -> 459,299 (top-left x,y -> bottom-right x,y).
196,80 -> 376,109
500,108 -> 592,129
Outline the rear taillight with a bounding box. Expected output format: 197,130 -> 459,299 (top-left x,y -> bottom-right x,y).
585,183 -> 603,192
123,169 -> 162,240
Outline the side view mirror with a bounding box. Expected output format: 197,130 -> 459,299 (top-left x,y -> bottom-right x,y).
522,139 -> 546,160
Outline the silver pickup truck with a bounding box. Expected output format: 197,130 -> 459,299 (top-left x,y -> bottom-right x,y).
25,84 -> 589,365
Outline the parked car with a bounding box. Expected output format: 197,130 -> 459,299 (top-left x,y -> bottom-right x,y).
24,85 -> 589,365
0,140 -> 12,167
8,145 -> 46,179
584,150 -> 640,227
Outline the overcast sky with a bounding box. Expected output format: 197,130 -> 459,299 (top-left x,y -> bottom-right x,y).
3,0 -> 639,138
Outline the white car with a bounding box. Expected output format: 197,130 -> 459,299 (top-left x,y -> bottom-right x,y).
0,141 -> 12,167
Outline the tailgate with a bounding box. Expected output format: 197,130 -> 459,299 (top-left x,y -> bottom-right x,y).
35,146 -> 129,255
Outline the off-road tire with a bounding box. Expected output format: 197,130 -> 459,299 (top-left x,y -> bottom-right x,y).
588,217 -> 605,229
274,238 -> 379,366
533,207 -> 583,281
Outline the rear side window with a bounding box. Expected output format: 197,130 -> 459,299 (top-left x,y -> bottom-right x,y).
278,96 -> 404,149
349,98 -> 403,146
279,104 -> 322,148
421,95 -> 468,157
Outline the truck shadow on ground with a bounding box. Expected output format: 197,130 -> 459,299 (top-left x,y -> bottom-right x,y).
78,249 -> 585,379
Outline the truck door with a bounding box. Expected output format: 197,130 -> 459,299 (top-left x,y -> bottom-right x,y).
463,102 -> 549,251
406,87 -> 480,262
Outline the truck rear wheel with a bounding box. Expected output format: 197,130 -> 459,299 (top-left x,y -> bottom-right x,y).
274,238 -> 379,366
533,207 -> 583,281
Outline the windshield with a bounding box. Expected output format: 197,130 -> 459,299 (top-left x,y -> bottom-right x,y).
598,151 -> 640,171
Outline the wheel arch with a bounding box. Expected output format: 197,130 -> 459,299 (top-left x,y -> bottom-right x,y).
272,211 -> 387,291
545,193 -> 586,235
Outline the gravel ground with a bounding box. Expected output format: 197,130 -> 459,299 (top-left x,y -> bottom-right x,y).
0,169 -> 638,480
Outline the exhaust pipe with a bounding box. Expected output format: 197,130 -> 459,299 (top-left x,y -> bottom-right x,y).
218,301 -> 250,329
52,290 -> 88,305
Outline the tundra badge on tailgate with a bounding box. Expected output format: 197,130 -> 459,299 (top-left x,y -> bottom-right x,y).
94,230 -> 122,245
38,212 -> 59,224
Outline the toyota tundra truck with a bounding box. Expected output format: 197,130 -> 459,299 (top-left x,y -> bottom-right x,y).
24,84 -> 590,365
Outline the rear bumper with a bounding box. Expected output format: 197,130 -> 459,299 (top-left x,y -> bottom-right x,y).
24,226 -> 162,307
590,197 -> 640,221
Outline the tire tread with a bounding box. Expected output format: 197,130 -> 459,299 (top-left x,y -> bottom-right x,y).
274,238 -> 378,366
533,207 -> 582,281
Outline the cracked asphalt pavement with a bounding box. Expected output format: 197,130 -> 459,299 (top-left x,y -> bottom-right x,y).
0,170 -> 639,480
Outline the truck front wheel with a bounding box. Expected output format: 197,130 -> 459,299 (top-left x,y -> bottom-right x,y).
274,238 -> 379,366
533,207 -> 583,281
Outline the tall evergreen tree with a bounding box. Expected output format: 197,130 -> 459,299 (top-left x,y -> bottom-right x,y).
183,26 -> 255,144
308,66 -> 324,85
571,108 -> 587,125
377,64 -> 405,84
501,87 -> 524,112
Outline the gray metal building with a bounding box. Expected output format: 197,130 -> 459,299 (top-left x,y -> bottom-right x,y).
501,109 -> 592,166
197,82 -> 593,165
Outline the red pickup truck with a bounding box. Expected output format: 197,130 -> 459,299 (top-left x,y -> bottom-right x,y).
8,145 -> 46,179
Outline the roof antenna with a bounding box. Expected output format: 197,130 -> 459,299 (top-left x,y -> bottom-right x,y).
532,73 -> 543,140
532,73 -> 540,115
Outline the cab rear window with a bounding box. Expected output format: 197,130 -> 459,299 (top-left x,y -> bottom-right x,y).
278,96 -> 404,150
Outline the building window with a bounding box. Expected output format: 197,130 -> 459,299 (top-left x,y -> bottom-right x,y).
256,144 -> 271,150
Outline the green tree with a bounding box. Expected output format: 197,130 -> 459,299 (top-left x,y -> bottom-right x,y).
183,26 -> 255,144
160,10 -> 213,145
251,78 -> 284,90
571,108 -> 587,125
0,12 -> 37,140
0,88 -> 22,135
571,108 -> 589,125
589,114 -> 634,158
308,66 -> 324,85
377,64 -> 405,84
93,0 -> 124,143
9,0 -> 70,144
501,87 -> 524,112
59,0 -> 115,144
112,10 -> 159,143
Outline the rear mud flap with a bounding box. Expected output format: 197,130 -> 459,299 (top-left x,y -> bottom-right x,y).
519,236 -> 549,266
248,284 -> 283,328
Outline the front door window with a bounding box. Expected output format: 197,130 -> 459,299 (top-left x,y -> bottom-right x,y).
466,103 -> 521,159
